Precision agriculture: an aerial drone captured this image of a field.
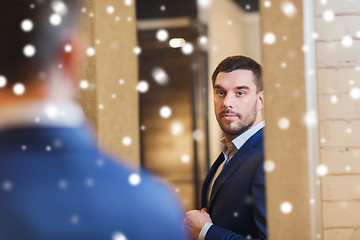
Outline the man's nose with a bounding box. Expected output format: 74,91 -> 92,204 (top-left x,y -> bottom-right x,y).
223,94 -> 234,108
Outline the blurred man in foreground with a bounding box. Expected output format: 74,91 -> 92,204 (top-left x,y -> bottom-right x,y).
0,1 -> 186,239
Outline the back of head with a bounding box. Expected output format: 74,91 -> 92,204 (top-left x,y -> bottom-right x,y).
212,55 -> 262,92
0,0 -> 79,88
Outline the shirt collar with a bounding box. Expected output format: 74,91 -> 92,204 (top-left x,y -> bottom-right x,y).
0,100 -> 85,131
221,120 -> 265,152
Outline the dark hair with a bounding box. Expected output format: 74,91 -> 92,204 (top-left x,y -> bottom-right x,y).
0,0 -> 79,86
211,55 -> 262,92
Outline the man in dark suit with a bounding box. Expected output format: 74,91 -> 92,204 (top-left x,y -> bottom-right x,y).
0,1 -> 186,239
184,56 -> 266,240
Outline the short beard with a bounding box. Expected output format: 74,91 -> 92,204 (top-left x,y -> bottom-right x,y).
218,101 -> 258,139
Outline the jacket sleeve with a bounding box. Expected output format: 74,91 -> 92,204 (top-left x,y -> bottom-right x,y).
205,162 -> 267,240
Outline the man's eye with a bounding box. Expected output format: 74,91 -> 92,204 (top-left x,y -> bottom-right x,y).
217,91 -> 225,96
237,92 -> 245,96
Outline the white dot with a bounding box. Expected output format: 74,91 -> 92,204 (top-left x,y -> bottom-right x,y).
81,7 -> 86,13
44,104 -> 59,119
281,62 -> 287,68
156,29 -> 169,42
96,39 -> 101,45
320,0 -> 327,5
127,17 -> 132,22
346,128 -> 352,134
317,234 -> 322,239
128,173 -> 141,186
13,83 -> 26,95
283,36 -> 288,41
58,180 -> 68,189
264,1 -> 271,7
112,232 -> 128,240
23,44 -> 36,57
227,20 -> 233,25
3,181 -> 13,191
21,19 -> 34,32
175,188 -> 180,193
50,13 -> 62,26
264,160 -> 275,172
310,198 -> 315,204
320,138 -> 326,143
245,4 -> 251,10
30,4 -> 35,9
122,136 -> 132,146
312,32 -> 319,39
349,79 -> 355,85
52,1 -> 68,15
323,10 -> 335,22
198,36 -> 208,45
341,35 -> 354,48
89,13 -> 94,17
111,93 -> 117,99
133,46 -> 142,55
280,201 -> 293,214
182,43 -> 194,55
330,95 -> 338,104
350,87 -> 360,100
46,146 -> 52,151
233,211 -> 239,218
70,215 -> 80,224
22,145 -> 27,150
79,80 -> 89,89
304,110 -> 317,127
263,32 -> 276,45
152,67 -> 169,85
64,44 -> 72,52
275,83 -> 281,88
107,5 -> 115,14
0,75 -> 7,88
160,106 -> 172,118
119,79 -> 125,85
160,5 -> 166,11
115,16 -> 120,21
198,0 -> 211,8
345,165 -> 351,172
302,45 -> 309,52
86,47 -> 96,57
356,31 -> 360,38
281,1 -> 297,18
193,129 -> 204,141
85,178 -> 94,187
171,122 -> 184,135
278,117 -> 290,129
124,0 -> 132,6
136,80 -> 149,93
181,154 -> 190,164
316,164 -> 328,176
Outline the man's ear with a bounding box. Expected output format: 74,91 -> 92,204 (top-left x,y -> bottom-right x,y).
257,91 -> 264,111
58,33 -> 84,83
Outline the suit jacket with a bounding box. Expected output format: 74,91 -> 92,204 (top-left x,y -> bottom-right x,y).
201,129 -> 266,240
0,126 -> 186,240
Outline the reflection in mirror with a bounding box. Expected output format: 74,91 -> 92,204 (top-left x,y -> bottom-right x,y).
136,0 -> 261,211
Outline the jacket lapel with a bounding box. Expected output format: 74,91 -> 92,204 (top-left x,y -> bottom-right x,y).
201,153 -> 225,209
208,129 -> 263,211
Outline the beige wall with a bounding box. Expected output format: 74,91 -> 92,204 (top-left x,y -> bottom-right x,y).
315,1 -> 360,239
260,0 -> 312,239
77,0 -> 140,166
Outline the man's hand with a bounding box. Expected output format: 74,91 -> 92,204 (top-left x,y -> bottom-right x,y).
184,208 -> 212,240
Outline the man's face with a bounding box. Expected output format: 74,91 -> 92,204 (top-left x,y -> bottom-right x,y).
213,69 -> 264,141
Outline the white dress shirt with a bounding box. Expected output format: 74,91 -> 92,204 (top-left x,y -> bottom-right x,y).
198,121 -> 265,240
0,100 -> 85,131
